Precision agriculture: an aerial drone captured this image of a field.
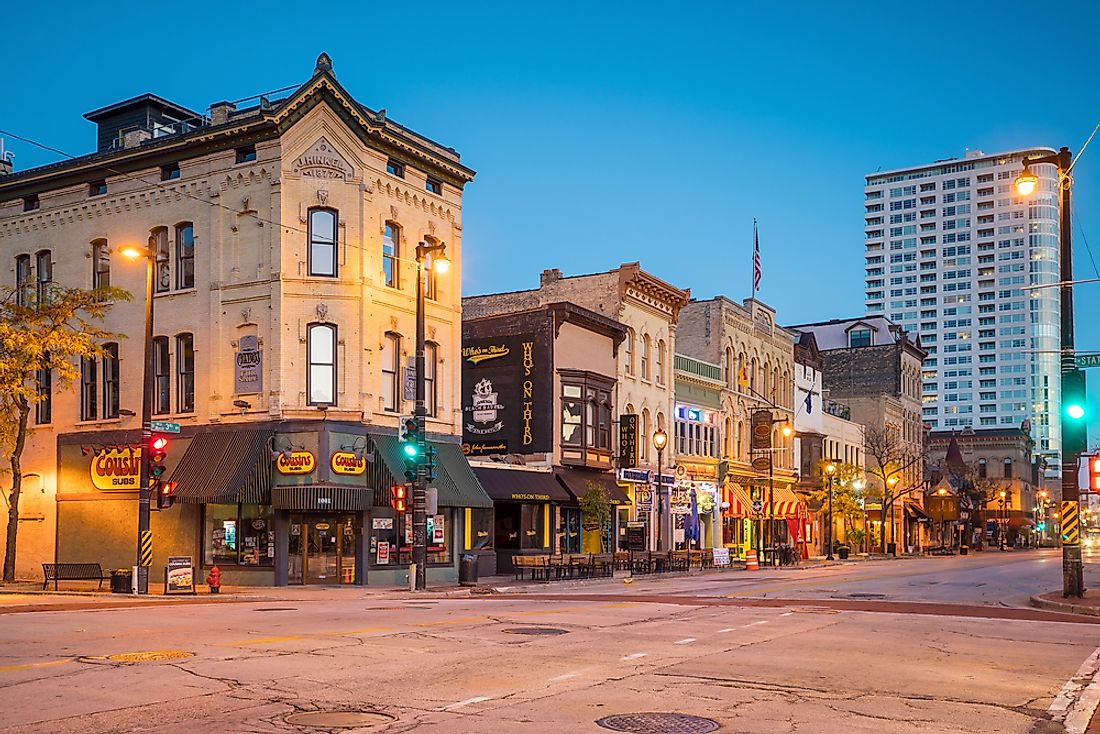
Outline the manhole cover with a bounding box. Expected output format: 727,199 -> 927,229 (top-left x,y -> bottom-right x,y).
503,627 -> 569,636
255,607 -> 297,612
107,649 -> 194,662
596,713 -> 720,733
285,711 -> 396,728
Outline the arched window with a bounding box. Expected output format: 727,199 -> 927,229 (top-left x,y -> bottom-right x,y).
91,239 -> 110,289
737,420 -> 745,459
307,323 -> 337,406
80,355 -> 97,421
641,409 -> 650,462
423,235 -> 440,300
35,358 -> 51,425
625,329 -> 635,375
153,336 -> 170,415
151,227 -> 170,293
657,411 -> 665,432
641,335 -> 650,380
383,222 -> 400,288
176,333 -> 195,412
656,339 -> 666,385
175,223 -> 194,289
14,254 -> 30,306
102,342 -> 120,419
750,357 -> 757,391
35,249 -> 52,303
424,341 -> 439,416
308,208 -> 337,277
724,417 -> 732,457
1003,457 -> 1013,479
725,347 -> 734,388
381,332 -> 400,412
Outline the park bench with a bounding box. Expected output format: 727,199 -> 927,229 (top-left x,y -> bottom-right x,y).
42,562 -> 111,591
512,555 -> 551,582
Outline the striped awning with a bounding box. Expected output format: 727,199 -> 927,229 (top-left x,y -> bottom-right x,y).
724,481 -> 807,520
725,482 -> 756,516
170,430 -> 273,505
271,485 -> 372,511
370,433 -> 493,509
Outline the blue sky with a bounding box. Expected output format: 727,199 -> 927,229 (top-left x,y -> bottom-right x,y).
3,1 -> 1099,442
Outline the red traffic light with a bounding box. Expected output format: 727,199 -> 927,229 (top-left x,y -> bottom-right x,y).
151,436 -> 168,451
1090,456 -> 1100,492
391,485 -> 407,512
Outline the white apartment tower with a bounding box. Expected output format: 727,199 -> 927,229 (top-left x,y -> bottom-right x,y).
863,148 -> 1061,467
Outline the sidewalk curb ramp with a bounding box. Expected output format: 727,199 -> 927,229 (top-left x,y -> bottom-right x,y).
1030,594 -> 1100,618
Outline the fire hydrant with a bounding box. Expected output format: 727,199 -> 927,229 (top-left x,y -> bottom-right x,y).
206,565 -> 221,594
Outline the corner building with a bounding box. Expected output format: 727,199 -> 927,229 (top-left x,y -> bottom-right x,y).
0,54 -> 492,585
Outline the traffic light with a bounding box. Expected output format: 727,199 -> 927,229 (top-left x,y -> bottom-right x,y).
149,434 -> 169,480
1063,369 -> 1087,455
1089,456 -> 1100,493
156,481 -> 176,510
424,445 -> 437,484
391,484 -> 407,513
399,416 -> 420,482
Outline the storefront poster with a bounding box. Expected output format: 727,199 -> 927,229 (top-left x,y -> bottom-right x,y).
432,514 -> 445,544
712,547 -> 731,567
234,335 -> 262,394
461,333 -> 552,456
377,541 -> 390,565
372,517 -> 393,530
165,556 -> 195,595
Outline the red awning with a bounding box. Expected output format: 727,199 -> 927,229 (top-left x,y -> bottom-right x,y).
724,481 -> 808,520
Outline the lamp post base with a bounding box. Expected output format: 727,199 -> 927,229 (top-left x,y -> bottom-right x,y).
1063,545 -> 1084,598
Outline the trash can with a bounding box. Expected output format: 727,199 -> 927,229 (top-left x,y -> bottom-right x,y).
886,542 -> 897,556
110,568 -> 132,594
960,546 -> 969,556
459,553 -> 479,586
838,546 -> 850,560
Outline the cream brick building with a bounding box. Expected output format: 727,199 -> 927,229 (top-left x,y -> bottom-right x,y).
0,54 -> 492,585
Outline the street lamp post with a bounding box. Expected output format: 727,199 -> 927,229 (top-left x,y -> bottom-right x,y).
412,239 -> 449,591
936,487 -> 949,550
121,239 -> 156,595
824,462 -> 836,561
998,490 -> 1008,551
1016,148 -> 1085,596
653,429 -> 667,552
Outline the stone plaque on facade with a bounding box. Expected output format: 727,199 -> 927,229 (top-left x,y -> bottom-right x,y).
292,137 -> 353,180
235,335 -> 262,395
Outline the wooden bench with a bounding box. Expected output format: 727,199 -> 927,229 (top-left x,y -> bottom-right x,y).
512,555 -> 551,582
42,563 -> 111,591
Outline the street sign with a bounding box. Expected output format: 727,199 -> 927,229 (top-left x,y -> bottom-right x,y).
752,500 -> 764,515
751,456 -> 771,472
150,420 -> 180,434
1075,354 -> 1100,370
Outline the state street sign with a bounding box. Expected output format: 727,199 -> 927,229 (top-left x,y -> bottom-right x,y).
1074,354 -> 1100,370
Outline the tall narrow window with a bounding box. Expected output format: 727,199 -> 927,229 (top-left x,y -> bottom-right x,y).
307,323 -> 337,406
308,208 -> 337,277
725,347 -> 734,387
641,335 -> 650,380
80,356 -> 97,421
35,250 -> 52,303
641,409 -> 650,462
422,236 -> 440,300
383,223 -> 399,288
153,336 -> 170,414
624,329 -> 634,375
656,340 -> 666,385
1003,458 -> 1013,479
15,254 -> 31,306
92,239 -> 110,289
35,360 -> 51,425
561,384 -> 583,446
176,223 -> 194,289
381,332 -> 400,412
176,333 -> 195,413
102,343 -> 120,419
152,227 -> 170,293
424,342 -> 438,417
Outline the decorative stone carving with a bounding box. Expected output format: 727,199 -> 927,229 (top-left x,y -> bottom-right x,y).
316,303 -> 328,320
292,137 -> 353,181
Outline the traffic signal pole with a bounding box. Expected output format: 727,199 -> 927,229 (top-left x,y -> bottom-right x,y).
135,239 -> 155,594
412,249 -> 428,591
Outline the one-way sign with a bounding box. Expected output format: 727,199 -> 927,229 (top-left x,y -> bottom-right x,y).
1074,354 -> 1100,370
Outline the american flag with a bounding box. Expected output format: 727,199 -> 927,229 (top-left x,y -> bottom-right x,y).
752,219 -> 762,293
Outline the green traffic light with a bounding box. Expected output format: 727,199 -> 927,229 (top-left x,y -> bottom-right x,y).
403,443 -> 419,458
1066,404 -> 1086,420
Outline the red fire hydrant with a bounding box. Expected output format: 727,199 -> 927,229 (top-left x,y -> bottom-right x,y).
206,565 -> 221,594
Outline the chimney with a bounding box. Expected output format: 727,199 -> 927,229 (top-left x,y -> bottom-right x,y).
540,268 -> 562,287
122,128 -> 152,149
210,101 -> 236,126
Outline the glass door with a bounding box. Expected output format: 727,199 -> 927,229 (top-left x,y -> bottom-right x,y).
307,520 -> 340,583
289,514 -> 357,585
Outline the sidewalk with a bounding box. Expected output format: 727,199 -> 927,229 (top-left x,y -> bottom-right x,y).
1030,590 -> 1100,618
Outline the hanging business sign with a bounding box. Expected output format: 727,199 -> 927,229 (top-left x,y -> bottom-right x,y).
276,450 -> 316,475
618,413 -> 638,469
751,410 -> 773,451
90,447 -> 142,490
330,451 -> 366,475
461,333 -> 552,456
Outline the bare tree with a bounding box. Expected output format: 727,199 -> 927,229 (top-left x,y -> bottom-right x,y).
864,426 -> 925,554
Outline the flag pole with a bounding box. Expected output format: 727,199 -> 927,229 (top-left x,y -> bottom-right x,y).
751,218 -> 757,299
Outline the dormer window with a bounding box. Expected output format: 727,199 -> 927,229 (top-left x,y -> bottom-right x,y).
848,328 -> 872,348
89,180 -> 107,197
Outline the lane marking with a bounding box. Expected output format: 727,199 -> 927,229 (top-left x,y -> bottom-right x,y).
225,635 -> 304,647
718,627 -> 737,633
674,638 -> 696,645
0,658 -> 72,673
1050,644 -> 1100,734
780,612 -> 794,616
621,653 -> 647,661
747,621 -> 768,626
443,696 -> 492,710
549,672 -> 580,682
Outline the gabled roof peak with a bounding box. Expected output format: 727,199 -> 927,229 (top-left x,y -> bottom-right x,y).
314,52 -> 334,77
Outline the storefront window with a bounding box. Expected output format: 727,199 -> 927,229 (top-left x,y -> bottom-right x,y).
204,503 -> 273,567
469,508 -> 493,550
559,507 -> 581,553
369,507 -> 453,567
521,503 -> 544,550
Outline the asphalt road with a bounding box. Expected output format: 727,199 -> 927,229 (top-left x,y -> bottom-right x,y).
1,551 -> 1098,734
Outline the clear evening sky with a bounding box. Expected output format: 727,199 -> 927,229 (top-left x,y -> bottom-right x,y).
3,1 -> 1098,444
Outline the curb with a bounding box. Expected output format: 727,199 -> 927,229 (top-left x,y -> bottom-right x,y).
1030,594 -> 1100,618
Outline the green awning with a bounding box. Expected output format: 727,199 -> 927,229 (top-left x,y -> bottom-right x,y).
370,434 -> 493,509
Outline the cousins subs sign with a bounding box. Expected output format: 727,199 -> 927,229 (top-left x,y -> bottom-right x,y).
90,447 -> 142,490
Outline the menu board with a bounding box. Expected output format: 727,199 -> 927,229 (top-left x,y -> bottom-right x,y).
165,556 -> 195,595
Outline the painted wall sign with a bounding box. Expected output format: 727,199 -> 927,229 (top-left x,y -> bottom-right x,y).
292,137 -> 353,180
276,450 -> 316,475
235,335 -> 262,395
90,447 -> 142,490
330,451 -> 366,475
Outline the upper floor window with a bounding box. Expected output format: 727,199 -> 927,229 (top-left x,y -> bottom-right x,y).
641,335 -> 650,380
88,180 -> 107,197
35,361 -> 51,425
561,380 -> 612,451
849,328 -> 872,348
383,223 -> 399,288
160,163 -> 180,181
15,254 -> 31,306
235,145 -> 256,164
152,227 -> 171,293
22,195 -> 39,212
423,235 -> 440,300
308,208 -> 338,277
176,333 -> 195,413
386,158 -> 405,178
425,177 -> 442,195
624,329 -> 635,375
80,356 -> 97,421
92,239 -> 110,289
1003,457 -> 1013,479
35,250 -> 52,303
307,323 -> 337,406
656,340 -> 666,385
381,332 -> 400,412
424,341 -> 438,417
176,223 -> 194,289
102,342 -> 120,419
153,336 -> 170,415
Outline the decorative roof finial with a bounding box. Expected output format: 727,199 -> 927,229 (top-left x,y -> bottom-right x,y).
315,52 -> 334,76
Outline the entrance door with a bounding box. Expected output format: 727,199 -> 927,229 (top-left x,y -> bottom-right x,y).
289,514 -> 357,584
